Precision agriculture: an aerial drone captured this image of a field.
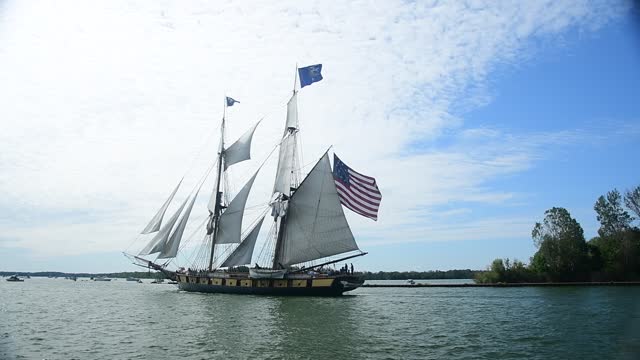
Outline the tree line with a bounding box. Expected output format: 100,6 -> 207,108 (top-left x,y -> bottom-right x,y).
476,185 -> 640,283
361,269 -> 478,280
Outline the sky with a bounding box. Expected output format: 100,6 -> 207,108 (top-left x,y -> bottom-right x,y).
1,0 -> 639,273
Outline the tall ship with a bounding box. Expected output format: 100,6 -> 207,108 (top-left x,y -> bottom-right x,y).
125,65 -> 382,296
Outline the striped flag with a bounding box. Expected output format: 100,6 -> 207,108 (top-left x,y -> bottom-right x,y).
332,154 -> 382,221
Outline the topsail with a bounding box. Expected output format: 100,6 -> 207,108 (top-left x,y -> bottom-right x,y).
224,121 -> 260,170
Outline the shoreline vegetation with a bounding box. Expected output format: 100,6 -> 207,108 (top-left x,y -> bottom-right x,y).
476,185 -> 640,284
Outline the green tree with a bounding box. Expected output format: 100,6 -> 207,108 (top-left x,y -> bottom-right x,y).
624,185 -> 640,222
531,207 -> 589,281
594,189 -> 633,237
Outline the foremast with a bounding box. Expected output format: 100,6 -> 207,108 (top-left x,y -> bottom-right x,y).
207,99 -> 227,271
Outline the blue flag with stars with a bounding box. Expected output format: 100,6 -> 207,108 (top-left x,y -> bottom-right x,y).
226,97 -> 240,107
298,64 -> 323,88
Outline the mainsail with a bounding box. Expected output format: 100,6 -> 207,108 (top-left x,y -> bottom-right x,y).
141,179 -> 182,234
278,153 -> 359,267
220,216 -> 265,267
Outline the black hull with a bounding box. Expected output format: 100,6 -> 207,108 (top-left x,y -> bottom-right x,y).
176,274 -> 363,296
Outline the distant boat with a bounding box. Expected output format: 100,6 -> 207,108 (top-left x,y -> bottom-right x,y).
6,275 -> 24,282
407,279 -> 416,285
126,277 -> 141,282
150,279 -> 165,284
93,277 -> 112,282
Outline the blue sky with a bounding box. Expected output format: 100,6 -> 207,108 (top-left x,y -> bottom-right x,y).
1,1 -> 639,273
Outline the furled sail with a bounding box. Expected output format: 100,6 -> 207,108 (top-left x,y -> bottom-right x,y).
272,134 -> 296,195
284,92 -> 298,134
157,190 -> 199,259
279,153 -> 359,267
224,121 -> 261,170
216,170 -> 259,244
141,179 -> 182,234
220,216 -> 265,267
139,196 -> 189,255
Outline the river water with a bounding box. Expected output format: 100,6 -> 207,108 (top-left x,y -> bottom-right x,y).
1,278 -> 639,359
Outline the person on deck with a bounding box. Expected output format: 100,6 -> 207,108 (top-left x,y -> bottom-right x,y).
350,263 -> 354,274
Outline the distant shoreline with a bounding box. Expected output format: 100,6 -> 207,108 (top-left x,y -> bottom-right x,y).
363,281 -> 640,287
0,269 -> 482,280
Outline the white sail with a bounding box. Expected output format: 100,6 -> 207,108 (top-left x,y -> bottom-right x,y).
279,153 -> 359,267
224,121 -> 260,170
216,170 -> 259,244
139,196 -> 189,255
141,179 -> 182,234
157,190 -> 199,259
284,92 -> 298,134
273,134 -> 296,195
220,216 -> 265,267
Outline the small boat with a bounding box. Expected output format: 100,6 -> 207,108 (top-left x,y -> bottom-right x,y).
126,277 -> 141,282
6,275 -> 24,282
407,279 -> 416,285
150,279 -> 165,284
93,277 -> 112,281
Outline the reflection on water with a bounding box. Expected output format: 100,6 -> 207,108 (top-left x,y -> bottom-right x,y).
1,278 -> 639,359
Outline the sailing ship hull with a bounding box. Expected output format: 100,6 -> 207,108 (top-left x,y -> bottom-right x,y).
175,274 -> 364,296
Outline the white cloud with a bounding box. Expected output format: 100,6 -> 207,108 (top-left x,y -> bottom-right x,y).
0,0 -> 632,260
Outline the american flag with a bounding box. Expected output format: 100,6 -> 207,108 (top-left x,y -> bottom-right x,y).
332,154 -> 382,221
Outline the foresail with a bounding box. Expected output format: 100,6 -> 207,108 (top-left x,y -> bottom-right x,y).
141,179 -> 182,234
220,216 -> 265,267
139,196 -> 188,256
224,121 -> 261,170
280,153 -> 359,267
216,170 -> 259,244
157,190 -> 199,259
273,134 -> 296,195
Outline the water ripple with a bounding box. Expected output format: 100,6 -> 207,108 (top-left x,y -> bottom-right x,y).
1,279 -> 639,359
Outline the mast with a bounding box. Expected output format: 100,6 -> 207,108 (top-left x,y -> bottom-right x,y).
272,66 -> 298,269
208,98 -> 227,271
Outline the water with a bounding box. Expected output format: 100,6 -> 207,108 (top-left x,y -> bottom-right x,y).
1,278 -> 639,359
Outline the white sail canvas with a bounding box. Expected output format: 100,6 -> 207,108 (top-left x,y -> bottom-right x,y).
139,196 -> 188,255
224,121 -> 260,170
141,179 -> 181,234
220,216 -> 264,267
280,153 -> 358,266
157,190 -> 199,259
216,170 -> 259,244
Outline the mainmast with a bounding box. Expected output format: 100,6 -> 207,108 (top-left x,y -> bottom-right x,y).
272,67 -> 299,269
207,99 -> 227,271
